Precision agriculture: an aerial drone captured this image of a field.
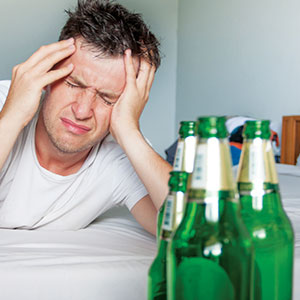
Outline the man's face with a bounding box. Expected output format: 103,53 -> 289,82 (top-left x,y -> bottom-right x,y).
40,39 -> 131,154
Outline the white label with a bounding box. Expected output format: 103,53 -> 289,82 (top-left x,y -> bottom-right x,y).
249,138 -> 265,182
162,195 -> 174,231
191,144 -> 207,189
184,136 -> 197,173
173,141 -> 184,171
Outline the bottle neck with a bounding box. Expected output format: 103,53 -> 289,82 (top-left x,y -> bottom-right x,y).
237,138 -> 280,211
186,137 -> 237,224
237,138 -> 278,191
161,190 -> 186,240
189,137 -> 236,192
173,136 -> 197,173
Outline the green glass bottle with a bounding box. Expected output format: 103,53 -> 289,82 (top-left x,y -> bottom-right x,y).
173,121 -> 197,173
167,116 -> 254,300
148,171 -> 189,300
157,121 -> 197,237
237,120 -> 294,300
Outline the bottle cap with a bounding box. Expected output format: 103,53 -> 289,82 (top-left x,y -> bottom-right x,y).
168,171 -> 189,193
179,121 -> 197,138
243,120 -> 271,139
197,116 -> 228,138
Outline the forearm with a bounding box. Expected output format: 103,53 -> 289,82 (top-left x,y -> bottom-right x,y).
117,128 -> 172,210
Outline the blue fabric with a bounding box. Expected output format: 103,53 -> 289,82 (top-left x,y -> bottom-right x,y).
230,145 -> 242,166
165,140 -> 178,165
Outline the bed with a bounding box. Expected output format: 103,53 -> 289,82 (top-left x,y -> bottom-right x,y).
0,206 -> 156,300
0,163 -> 298,300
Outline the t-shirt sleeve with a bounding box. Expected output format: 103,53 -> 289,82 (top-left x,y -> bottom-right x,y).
0,80 -> 11,111
112,155 -> 148,211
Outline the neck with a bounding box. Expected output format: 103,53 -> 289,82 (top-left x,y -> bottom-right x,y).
35,115 -> 92,176
237,138 -> 278,187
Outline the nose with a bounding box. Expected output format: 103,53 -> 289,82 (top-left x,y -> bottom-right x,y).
71,89 -> 94,120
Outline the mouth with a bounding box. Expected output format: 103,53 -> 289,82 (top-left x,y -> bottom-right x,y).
60,118 -> 91,135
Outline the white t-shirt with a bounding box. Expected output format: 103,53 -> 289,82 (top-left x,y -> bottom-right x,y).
0,81 -> 148,230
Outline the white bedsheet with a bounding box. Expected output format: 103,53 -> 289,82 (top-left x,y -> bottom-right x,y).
0,208 -> 156,300
0,163 -> 298,300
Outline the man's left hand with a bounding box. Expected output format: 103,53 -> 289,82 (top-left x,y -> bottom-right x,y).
109,49 -> 156,143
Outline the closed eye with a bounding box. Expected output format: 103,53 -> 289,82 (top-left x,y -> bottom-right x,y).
64,80 -> 81,89
98,94 -> 116,107
65,79 -> 117,107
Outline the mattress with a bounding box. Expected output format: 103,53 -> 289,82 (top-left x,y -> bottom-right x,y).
0,208 -> 156,300
0,163 -> 298,300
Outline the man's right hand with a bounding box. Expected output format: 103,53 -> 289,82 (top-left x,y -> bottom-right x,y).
1,38 -> 75,128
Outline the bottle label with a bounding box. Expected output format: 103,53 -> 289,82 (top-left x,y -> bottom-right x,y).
249,139 -> 265,182
191,144 -> 207,189
162,195 -> 174,231
173,141 -> 184,171
183,136 -> 197,173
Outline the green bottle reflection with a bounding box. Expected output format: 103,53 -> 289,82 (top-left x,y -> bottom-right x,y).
237,120 -> 294,300
168,116 -> 254,300
148,171 -> 189,300
156,121 -> 197,238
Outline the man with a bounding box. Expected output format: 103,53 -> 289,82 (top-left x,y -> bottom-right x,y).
0,0 -> 172,234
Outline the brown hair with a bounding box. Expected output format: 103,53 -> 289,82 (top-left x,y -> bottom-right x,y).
59,0 -> 161,68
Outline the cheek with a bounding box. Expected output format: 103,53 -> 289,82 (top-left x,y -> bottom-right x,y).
46,82 -> 75,108
94,105 -> 113,127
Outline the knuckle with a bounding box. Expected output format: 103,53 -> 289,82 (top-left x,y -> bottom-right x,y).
12,65 -> 19,74
22,71 -> 31,81
12,63 -> 25,76
39,45 -> 46,52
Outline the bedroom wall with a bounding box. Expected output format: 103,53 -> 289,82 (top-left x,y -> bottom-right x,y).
0,0 -> 178,156
176,0 -> 300,143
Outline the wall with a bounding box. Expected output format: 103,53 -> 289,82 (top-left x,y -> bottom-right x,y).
176,0 -> 300,141
0,0 -> 178,156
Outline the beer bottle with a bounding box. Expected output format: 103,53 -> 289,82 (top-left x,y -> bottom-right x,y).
173,121 -> 197,173
168,116 -> 254,300
237,120 -> 294,300
157,121 -> 197,237
148,171 -> 189,300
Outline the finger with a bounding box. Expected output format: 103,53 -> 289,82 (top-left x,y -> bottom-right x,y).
22,38 -> 75,71
40,63 -> 74,87
124,49 -> 137,87
32,44 -> 75,75
145,64 -> 156,95
136,58 -> 152,93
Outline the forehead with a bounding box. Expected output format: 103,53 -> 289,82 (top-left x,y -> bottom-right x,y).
64,39 -> 127,93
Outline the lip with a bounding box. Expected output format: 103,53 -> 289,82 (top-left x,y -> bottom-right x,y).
61,118 -> 91,135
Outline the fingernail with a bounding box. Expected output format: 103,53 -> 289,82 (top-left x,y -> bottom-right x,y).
69,44 -> 75,50
67,63 -> 74,69
67,37 -> 74,44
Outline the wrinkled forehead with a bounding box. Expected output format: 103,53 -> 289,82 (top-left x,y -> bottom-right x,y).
75,37 -> 140,75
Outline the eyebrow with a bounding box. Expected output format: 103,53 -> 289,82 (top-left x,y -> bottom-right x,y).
68,75 -> 120,100
69,75 -> 88,88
